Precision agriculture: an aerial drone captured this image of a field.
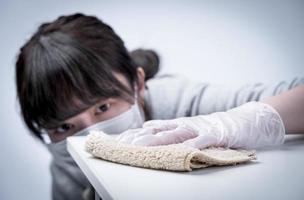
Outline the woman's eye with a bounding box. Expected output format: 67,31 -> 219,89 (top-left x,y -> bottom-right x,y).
56,123 -> 72,134
97,103 -> 110,114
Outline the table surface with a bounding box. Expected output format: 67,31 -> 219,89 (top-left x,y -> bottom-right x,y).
67,134 -> 304,200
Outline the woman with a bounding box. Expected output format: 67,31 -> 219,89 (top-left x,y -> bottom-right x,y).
15,13 -> 304,200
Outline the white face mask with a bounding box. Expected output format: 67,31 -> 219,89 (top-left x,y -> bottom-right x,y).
45,92 -> 145,196
45,91 -> 145,193
73,99 -> 145,137
46,95 -> 145,158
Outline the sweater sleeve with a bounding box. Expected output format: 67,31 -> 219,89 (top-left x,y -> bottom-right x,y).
144,75 -> 304,119
197,77 -> 304,115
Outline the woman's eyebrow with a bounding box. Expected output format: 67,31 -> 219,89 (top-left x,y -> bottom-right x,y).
96,98 -> 110,104
45,119 -> 76,131
45,124 -> 62,130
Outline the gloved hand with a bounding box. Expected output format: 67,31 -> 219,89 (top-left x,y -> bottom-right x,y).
116,101 -> 285,150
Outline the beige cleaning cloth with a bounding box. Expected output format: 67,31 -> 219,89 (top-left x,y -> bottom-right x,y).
85,131 -> 257,172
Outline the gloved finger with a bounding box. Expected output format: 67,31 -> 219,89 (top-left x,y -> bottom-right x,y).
143,119 -> 175,128
115,128 -> 140,143
116,127 -> 156,144
130,134 -> 160,146
155,126 -> 198,144
132,126 -> 198,146
143,120 -> 178,133
182,133 -> 218,150
148,124 -> 178,135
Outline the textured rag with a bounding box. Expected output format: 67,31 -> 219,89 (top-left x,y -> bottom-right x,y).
85,131 -> 257,172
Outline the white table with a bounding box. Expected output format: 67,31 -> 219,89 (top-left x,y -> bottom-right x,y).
67,134 -> 304,200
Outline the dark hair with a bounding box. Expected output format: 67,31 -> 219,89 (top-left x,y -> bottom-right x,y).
130,49 -> 160,80
15,13 -> 160,140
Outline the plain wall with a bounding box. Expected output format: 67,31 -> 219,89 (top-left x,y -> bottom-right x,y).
1,0 -> 303,199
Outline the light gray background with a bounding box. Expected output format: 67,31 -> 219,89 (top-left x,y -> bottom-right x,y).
0,0 -> 303,199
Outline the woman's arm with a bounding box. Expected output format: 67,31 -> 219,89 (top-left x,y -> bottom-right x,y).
262,85 -> 304,134
118,81 -> 304,149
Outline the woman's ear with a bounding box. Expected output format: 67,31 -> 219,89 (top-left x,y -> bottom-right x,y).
137,67 -> 146,99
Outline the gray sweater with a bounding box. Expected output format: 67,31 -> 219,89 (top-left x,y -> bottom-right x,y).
145,74 -> 304,120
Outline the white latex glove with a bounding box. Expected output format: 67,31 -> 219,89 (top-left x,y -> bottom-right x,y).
116,101 -> 285,150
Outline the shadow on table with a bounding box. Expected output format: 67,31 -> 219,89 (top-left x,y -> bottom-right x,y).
257,134 -> 304,153
282,134 -> 304,145
182,161 -> 259,176
170,134 -> 304,176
